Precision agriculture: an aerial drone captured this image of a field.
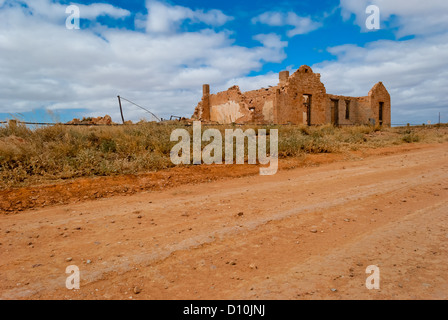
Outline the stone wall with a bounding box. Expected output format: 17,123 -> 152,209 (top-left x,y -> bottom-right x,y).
245,87 -> 277,123
192,65 -> 391,127
326,95 -> 372,126
276,66 -> 327,125
368,82 -> 391,126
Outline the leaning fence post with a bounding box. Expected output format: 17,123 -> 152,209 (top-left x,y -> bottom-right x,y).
118,95 -> 125,124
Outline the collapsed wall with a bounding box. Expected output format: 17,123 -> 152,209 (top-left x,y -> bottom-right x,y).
192,65 -> 391,126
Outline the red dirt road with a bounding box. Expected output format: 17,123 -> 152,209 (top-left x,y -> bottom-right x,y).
1,143 -> 448,300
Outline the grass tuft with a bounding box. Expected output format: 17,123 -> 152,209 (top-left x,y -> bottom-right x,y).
0,122 -> 447,189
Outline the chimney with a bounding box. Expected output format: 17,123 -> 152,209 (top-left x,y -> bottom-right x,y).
279,71 -> 289,85
202,84 -> 210,121
203,84 -> 210,96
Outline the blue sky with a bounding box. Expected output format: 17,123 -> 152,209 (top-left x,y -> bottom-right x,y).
0,0 -> 447,124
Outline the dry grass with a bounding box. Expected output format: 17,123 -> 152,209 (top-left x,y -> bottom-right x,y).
1,121 -> 447,189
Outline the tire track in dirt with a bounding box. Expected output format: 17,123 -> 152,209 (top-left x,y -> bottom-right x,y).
0,143 -> 447,299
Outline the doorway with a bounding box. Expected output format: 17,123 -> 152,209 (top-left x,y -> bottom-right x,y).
303,94 -> 312,126
331,99 -> 339,126
379,102 -> 384,126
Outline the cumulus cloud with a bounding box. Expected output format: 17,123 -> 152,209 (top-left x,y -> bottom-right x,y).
340,0 -> 448,37
252,11 -> 322,37
0,1 -> 286,122
314,32 -> 448,124
76,3 -> 131,20
145,0 -> 233,34
18,0 -> 130,22
221,73 -> 279,93
253,33 -> 288,49
3,0 -> 444,125
305,0 -> 448,124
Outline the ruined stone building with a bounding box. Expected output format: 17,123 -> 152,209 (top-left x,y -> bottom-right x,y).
192,65 -> 391,126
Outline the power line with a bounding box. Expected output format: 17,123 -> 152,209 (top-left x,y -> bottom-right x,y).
0,121 -> 121,126
118,96 -> 161,122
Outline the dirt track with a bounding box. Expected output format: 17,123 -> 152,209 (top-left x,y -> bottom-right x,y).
1,143 -> 448,300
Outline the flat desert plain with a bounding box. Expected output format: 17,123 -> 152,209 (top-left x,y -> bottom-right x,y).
1,142 -> 447,300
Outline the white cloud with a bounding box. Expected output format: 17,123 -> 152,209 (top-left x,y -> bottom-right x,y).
145,0 -> 232,34
221,73 -> 279,93
77,3 -> 131,20
252,11 -> 322,37
0,1 -> 286,122
5,0 -> 444,126
19,0 -> 130,22
340,0 -> 448,37
252,11 -> 284,26
314,33 -> 448,124
253,33 -> 287,49
328,0 -> 448,124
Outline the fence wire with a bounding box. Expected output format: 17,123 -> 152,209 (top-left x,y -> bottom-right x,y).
0,120 -> 443,128
0,121 -> 121,126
